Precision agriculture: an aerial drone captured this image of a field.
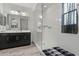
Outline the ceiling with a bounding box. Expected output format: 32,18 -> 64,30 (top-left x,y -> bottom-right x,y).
13,3 -> 37,11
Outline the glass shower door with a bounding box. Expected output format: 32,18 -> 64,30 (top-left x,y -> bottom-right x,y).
32,4 -> 43,51
33,3 -> 59,54
42,3 -> 60,50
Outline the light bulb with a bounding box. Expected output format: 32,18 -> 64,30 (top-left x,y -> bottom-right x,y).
43,5 -> 47,8
39,15 -> 42,19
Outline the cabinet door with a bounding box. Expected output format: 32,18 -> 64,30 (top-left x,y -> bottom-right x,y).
8,33 -> 16,43
7,33 -> 17,48
16,33 -> 26,46
24,33 -> 31,45
0,34 -> 8,49
15,33 -> 31,46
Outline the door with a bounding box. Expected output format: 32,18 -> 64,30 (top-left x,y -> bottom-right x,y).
33,4 -> 43,50
42,4 -> 59,50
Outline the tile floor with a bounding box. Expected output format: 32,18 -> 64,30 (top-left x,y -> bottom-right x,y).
0,44 -> 43,56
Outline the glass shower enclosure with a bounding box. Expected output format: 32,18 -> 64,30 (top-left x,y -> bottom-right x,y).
32,3 -> 59,54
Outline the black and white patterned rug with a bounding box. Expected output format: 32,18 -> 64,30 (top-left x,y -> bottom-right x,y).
43,47 -> 75,56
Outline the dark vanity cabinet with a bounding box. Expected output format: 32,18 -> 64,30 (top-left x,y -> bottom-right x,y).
0,32 -> 31,50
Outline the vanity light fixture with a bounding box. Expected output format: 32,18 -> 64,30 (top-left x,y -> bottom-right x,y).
10,10 -> 29,16
43,5 -> 47,8
20,12 -> 27,16
39,15 -> 43,19
10,10 -> 20,15
10,10 -> 15,14
15,11 -> 20,15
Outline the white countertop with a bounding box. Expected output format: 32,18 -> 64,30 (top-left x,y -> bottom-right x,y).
0,30 -> 31,33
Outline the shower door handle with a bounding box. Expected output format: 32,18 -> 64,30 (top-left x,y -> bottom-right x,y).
38,25 -> 52,30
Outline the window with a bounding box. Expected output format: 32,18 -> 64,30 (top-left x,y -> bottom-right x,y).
62,3 -> 78,34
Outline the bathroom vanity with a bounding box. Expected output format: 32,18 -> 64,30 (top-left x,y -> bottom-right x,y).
0,31 -> 31,50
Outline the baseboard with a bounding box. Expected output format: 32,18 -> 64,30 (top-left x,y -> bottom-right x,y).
32,41 -> 45,56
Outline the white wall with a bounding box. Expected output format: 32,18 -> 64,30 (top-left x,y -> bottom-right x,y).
42,3 -> 79,55
0,3 -> 3,13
